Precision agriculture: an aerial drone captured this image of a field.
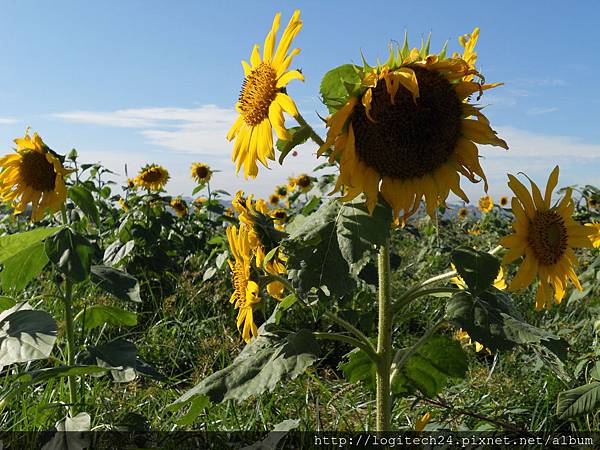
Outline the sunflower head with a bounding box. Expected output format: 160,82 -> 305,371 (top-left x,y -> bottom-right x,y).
170,197 -> 188,217
271,208 -> 287,222
296,174 -> 312,192
191,163 -> 212,184
193,196 -> 207,209
275,185 -> 288,198
501,166 -> 594,310
135,164 -> 170,191
287,176 -> 297,192
227,10 -> 304,179
588,197 -> 598,210
586,223 -> 600,249
0,130 -> 72,221
127,178 -> 137,190
457,207 -> 468,219
117,197 -> 129,212
478,195 -> 494,213
318,29 -> 507,223
269,194 -> 280,206
500,196 -> 509,207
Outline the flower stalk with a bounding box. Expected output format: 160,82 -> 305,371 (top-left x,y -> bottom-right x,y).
375,239 -> 392,431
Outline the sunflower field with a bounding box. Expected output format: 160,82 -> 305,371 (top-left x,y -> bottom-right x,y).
1,7 -> 600,447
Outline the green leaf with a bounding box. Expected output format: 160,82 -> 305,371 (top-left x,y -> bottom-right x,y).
301,196 -> 320,216
45,228 -> 94,283
320,64 -> 362,113
90,265 -> 141,303
77,305 -> 137,330
68,185 -> 100,226
169,328 -> 318,409
451,247 -> 500,294
556,382 -> 600,419
0,303 -> 57,367
340,348 -> 377,390
277,125 -> 311,164
392,336 -> 468,398
103,239 -> 135,267
172,394 -> 211,426
0,227 -> 62,292
0,296 -> 16,312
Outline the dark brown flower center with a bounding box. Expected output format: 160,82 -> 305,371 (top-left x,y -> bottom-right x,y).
351,66 -> 463,180
527,210 -> 568,266
141,167 -> 164,183
20,151 -> 56,191
239,63 -> 278,126
297,175 -> 311,188
274,211 -> 286,219
194,166 -> 210,180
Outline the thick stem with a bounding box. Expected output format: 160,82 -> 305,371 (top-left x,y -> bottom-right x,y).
376,239 -> 392,431
63,278 -> 77,415
295,113 -> 325,147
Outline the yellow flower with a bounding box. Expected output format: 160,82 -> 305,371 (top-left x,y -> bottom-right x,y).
224,207 -> 234,217
586,223 -> 600,248
127,178 -> 137,190
468,226 -> 481,236
275,185 -> 288,198
269,194 -> 280,206
226,225 -> 261,343
193,196 -> 207,209
457,207 -> 468,219
0,130 -> 71,222
135,164 -> 169,191
170,197 -> 188,217
451,263 -> 507,290
456,329 -> 489,353
415,412 -> 431,431
287,176 -> 297,192
271,208 -> 287,223
227,10 -> 304,178
318,29 -> 507,223
500,166 -> 594,310
478,195 -> 494,213
588,197 -> 598,209
296,174 -> 312,193
500,196 -> 509,207
117,197 -> 129,212
191,163 -> 212,184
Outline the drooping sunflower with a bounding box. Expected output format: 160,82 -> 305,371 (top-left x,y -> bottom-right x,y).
586,223 -> 600,248
227,10 -> 304,178
318,29 -> 507,223
457,207 -> 468,219
226,225 -> 261,343
0,130 -> 72,222
296,173 -> 312,193
500,166 -> 594,310
171,197 -> 188,217
275,185 -> 288,198
499,196 -> 509,207
135,164 -> 170,191
478,195 -> 494,213
191,162 -> 212,184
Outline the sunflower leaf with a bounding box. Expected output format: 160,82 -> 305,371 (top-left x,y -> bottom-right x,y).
277,125 -> 311,164
556,382 -> 600,419
45,228 -> 95,283
320,64 -> 363,113
68,185 -> 100,227
451,247 -> 500,295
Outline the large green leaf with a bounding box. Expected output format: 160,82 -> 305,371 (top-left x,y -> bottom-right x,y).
169,328 -> 318,411
0,303 -> 57,367
446,289 -> 568,358
103,239 -> 135,267
45,228 -> 94,283
392,335 -> 468,398
451,247 -> 500,294
340,348 -> 377,390
320,64 -> 362,114
0,227 -> 62,292
90,265 -> 141,303
77,305 -> 137,330
277,125 -> 312,164
68,185 -> 100,227
284,199 -> 392,296
556,382 -> 600,419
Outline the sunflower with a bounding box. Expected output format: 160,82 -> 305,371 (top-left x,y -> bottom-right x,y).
457,207 -> 468,219
500,196 -> 509,207
226,225 -> 261,343
135,164 -> 169,191
588,197 -> 598,210
275,185 -> 288,198
272,208 -> 287,222
318,29 -> 507,223
269,194 -> 280,206
127,178 -> 137,190
191,163 -> 212,184
296,174 -> 312,193
193,196 -> 207,209
0,130 -> 71,222
500,166 -> 594,310
117,197 -> 129,212
451,263 -> 507,290
227,10 -> 304,178
456,329 -> 489,353
287,176 -> 297,192
478,195 -> 494,213
170,197 -> 188,217
586,223 -> 600,248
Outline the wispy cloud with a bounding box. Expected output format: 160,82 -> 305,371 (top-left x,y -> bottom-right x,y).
526,106 -> 558,115
0,117 -> 19,125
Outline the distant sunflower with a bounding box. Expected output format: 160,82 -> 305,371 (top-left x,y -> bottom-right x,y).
227,10 -> 304,178
586,223 -> 600,248
226,225 -> 261,343
272,208 -> 287,222
135,164 -> 169,191
275,185 -> 288,198
457,207 -> 468,219
588,197 -> 598,210
499,196 -> 509,207
191,163 -> 212,184
451,263 -> 507,290
287,176 -> 297,192
318,28 -> 507,222
478,195 -> 494,213
193,196 -> 207,209
171,197 -> 188,217
269,194 -> 280,206
127,178 -> 137,190
117,197 -> 129,212
501,166 -> 594,310
296,174 -> 312,193
0,130 -> 71,222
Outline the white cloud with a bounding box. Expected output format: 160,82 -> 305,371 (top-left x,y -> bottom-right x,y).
0,117 -> 19,125
527,106 -> 558,115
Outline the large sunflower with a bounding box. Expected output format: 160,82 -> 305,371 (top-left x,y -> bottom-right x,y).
191,162 -> 212,184
500,166 -> 594,310
135,164 -> 170,191
227,10 -> 304,178
226,225 -> 261,343
318,29 -> 507,223
0,130 -> 71,221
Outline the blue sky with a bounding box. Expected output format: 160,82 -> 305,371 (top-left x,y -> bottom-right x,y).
1,0 -> 599,202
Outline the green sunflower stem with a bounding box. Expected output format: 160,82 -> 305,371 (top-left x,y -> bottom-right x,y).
376,239 -> 392,431
295,112 -> 325,147
63,278 -> 78,416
